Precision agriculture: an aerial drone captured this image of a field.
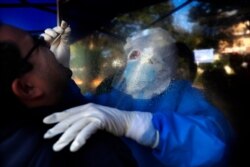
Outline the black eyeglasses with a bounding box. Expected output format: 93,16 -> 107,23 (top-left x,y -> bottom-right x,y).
17,35 -> 49,76
23,35 -> 48,61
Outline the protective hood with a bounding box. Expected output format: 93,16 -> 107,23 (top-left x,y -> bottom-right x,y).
112,27 -> 177,99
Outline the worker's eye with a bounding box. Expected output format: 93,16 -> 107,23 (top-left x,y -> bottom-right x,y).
128,50 -> 141,60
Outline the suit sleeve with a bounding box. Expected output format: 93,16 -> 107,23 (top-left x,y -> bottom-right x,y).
151,90 -> 234,167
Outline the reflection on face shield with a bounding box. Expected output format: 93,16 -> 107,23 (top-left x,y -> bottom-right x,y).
112,27 -> 177,99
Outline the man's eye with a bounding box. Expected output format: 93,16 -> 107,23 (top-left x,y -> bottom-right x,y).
39,39 -> 50,48
43,42 -> 50,48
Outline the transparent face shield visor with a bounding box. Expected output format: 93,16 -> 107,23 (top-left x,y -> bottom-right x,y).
111,28 -> 178,99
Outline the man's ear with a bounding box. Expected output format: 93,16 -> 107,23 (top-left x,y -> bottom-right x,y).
11,77 -> 43,100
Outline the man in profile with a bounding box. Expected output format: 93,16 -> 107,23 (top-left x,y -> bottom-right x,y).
0,23 -> 137,167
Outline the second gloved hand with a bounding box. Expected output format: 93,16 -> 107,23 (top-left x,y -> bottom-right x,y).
43,103 -> 159,152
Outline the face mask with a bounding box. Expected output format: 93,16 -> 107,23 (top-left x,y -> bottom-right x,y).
123,60 -> 156,93
113,48 -> 169,99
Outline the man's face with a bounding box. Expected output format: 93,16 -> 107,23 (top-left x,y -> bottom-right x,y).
25,36 -> 72,104
0,25 -> 72,105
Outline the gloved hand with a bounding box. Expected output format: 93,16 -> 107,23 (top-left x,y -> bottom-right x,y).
41,20 -> 71,68
43,103 -> 159,152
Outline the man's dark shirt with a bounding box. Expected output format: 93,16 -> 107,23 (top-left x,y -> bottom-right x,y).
0,80 -> 137,167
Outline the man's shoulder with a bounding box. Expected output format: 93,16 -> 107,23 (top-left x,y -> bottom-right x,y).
67,130 -> 138,167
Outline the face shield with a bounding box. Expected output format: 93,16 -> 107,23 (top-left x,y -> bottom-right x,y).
112,27 -> 178,99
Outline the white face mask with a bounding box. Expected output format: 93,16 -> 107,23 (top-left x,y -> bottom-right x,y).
112,28 -> 177,99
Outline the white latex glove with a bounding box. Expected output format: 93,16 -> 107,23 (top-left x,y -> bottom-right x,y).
43,103 -> 159,152
41,20 -> 71,68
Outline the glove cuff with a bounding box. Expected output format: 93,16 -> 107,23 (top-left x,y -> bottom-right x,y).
125,112 -> 158,147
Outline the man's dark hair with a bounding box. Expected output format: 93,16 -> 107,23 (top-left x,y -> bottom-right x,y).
0,41 -> 32,106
